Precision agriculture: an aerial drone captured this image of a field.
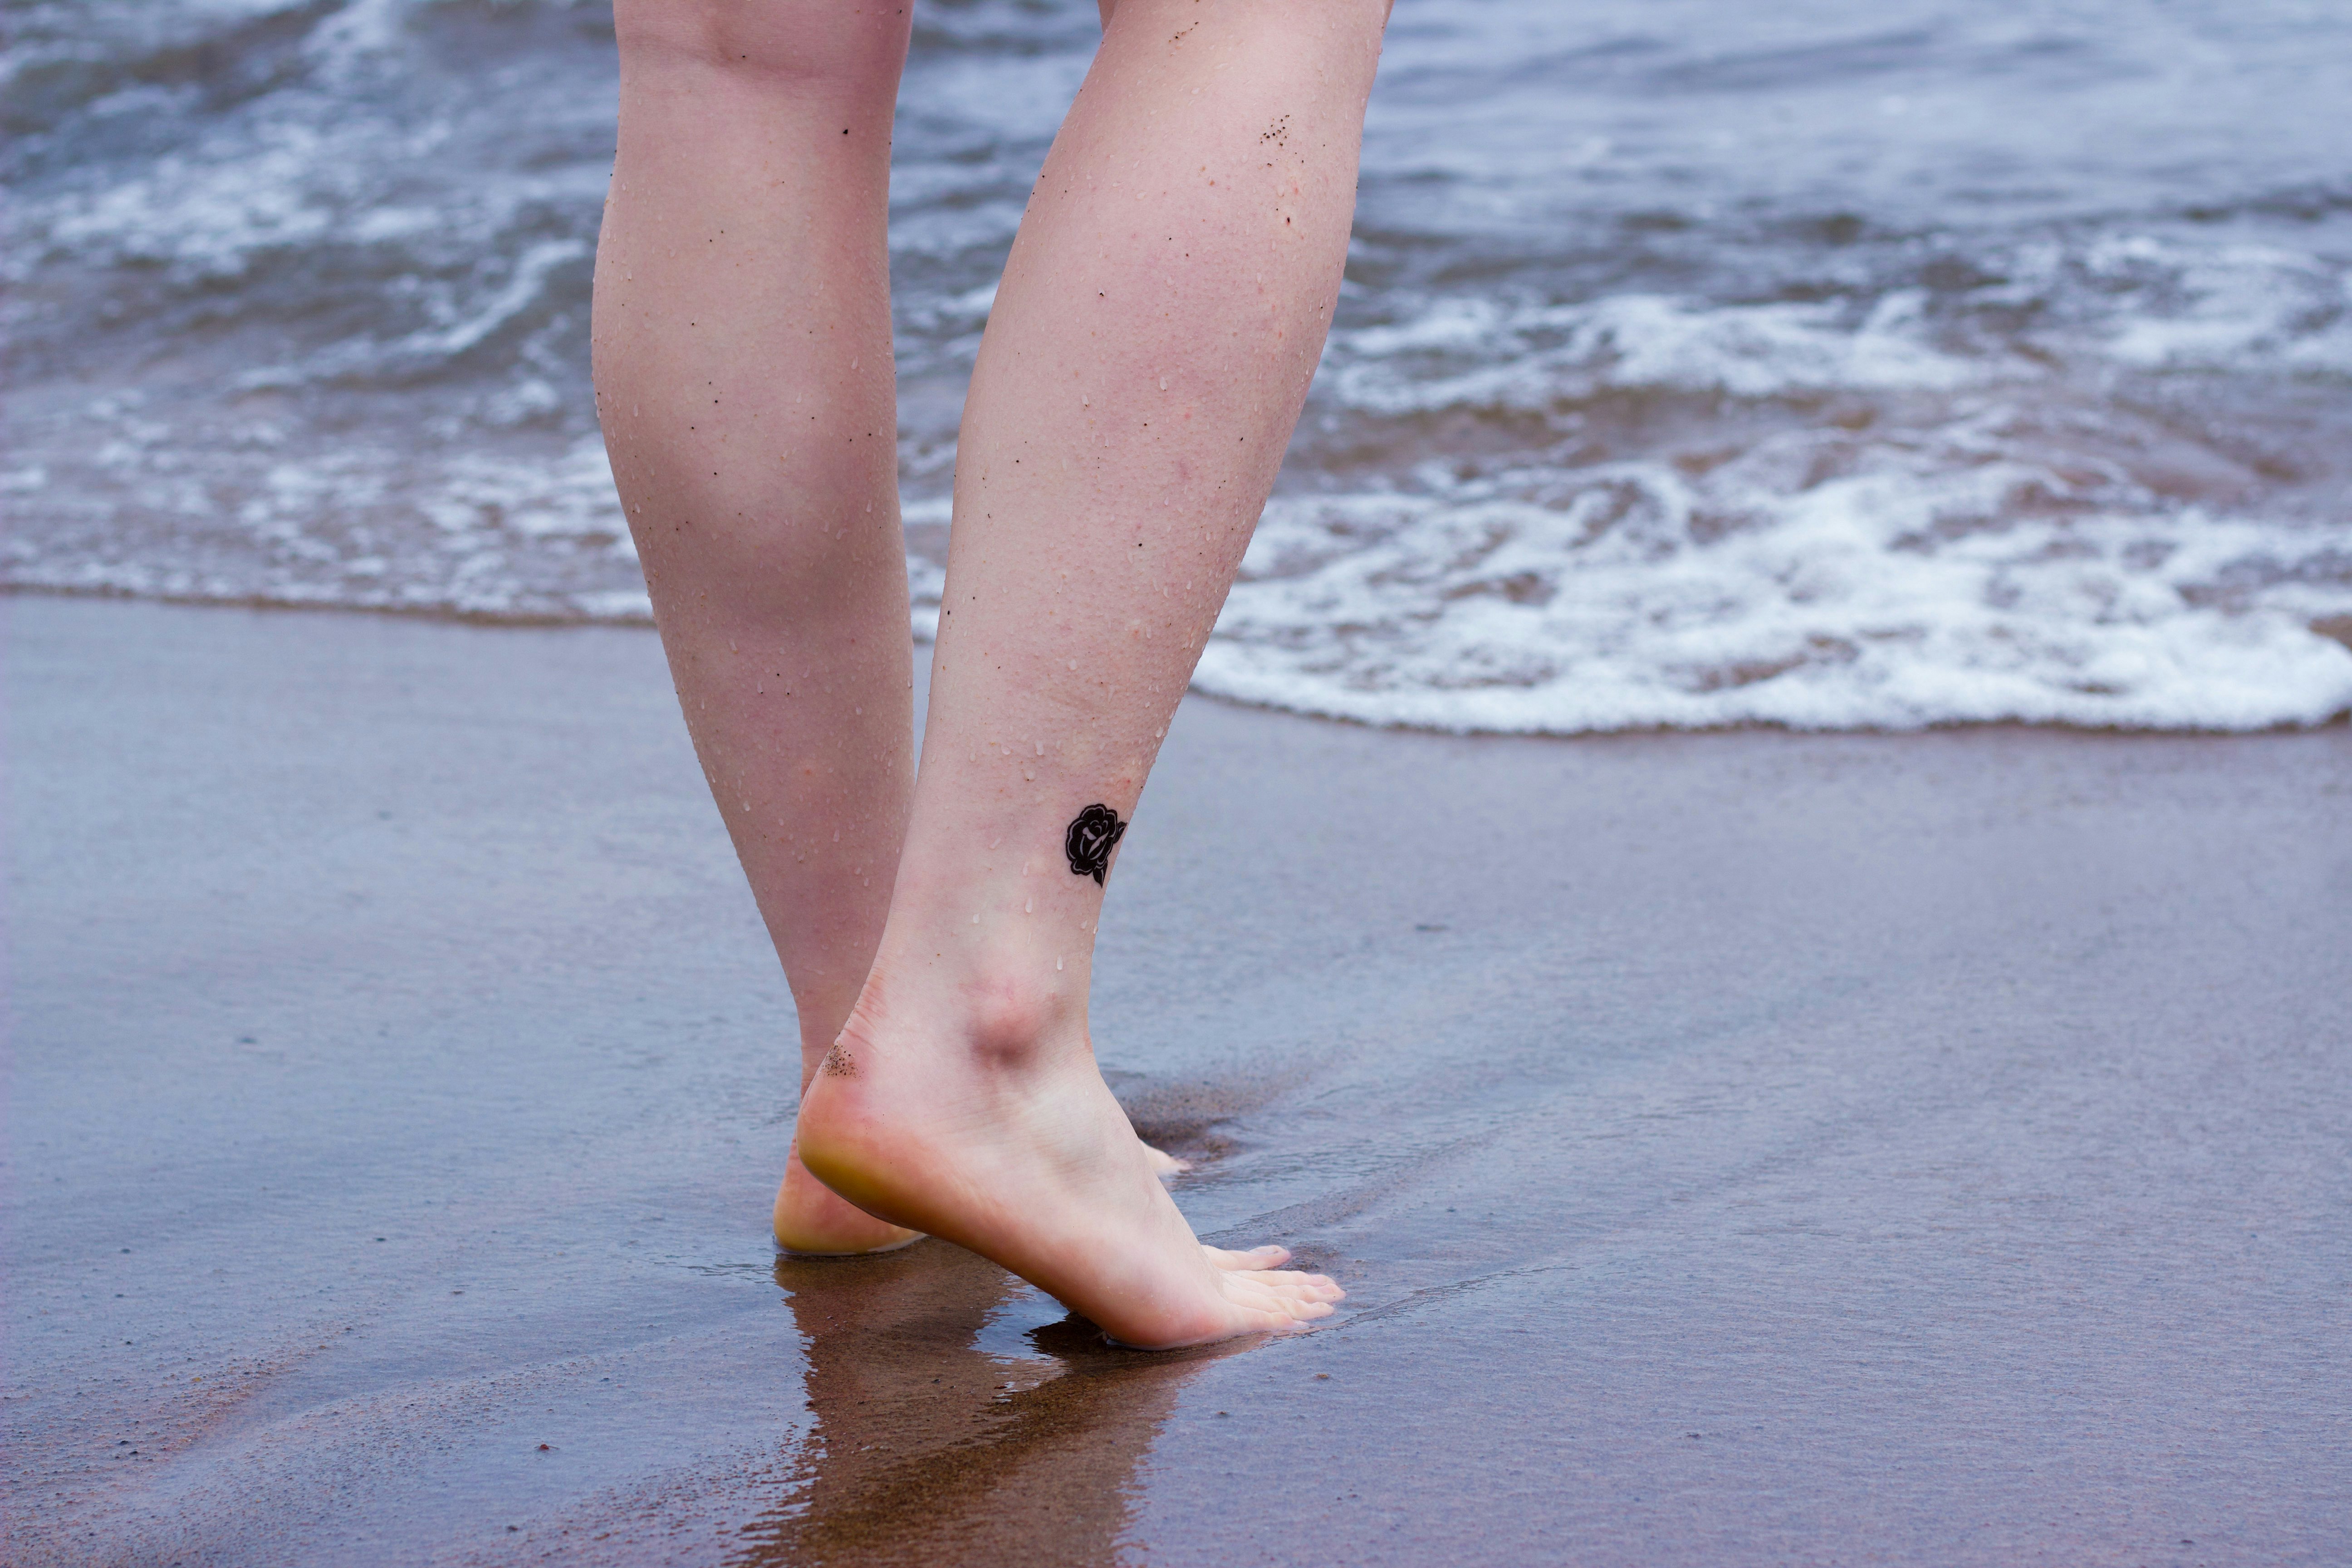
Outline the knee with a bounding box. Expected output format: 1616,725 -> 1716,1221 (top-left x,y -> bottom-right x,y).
614,0 -> 911,91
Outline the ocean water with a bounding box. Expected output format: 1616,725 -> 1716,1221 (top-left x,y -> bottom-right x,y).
7,0 -> 2351,731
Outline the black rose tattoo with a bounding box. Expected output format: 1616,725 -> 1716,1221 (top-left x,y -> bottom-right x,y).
1063,803 -> 1127,886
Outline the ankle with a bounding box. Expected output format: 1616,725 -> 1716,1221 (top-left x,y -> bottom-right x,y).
959,970 -> 1083,1069
843,944 -> 1088,1074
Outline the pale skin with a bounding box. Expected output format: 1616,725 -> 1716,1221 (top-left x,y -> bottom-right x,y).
594,0 -> 1385,1347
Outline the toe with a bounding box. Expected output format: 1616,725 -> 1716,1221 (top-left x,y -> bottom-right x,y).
1231,1268 -> 1343,1301
1203,1243 -> 1292,1271
1217,1267 -> 1343,1326
1228,1297 -> 1325,1335
1254,1292 -> 1336,1325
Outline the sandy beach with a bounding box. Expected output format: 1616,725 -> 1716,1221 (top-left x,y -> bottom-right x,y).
7,592 -> 2348,1565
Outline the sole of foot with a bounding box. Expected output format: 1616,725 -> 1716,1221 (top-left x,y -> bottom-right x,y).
797,1001 -> 1341,1349
773,1138 -> 925,1257
774,1132 -> 1180,1256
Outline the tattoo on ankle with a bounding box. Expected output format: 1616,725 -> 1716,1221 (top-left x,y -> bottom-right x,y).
1063,803 -> 1127,886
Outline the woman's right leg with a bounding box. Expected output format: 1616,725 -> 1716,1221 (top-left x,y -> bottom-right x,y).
799,0 -> 1387,1347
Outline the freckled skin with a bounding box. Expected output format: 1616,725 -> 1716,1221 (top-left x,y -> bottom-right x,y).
597,0 -> 1383,1340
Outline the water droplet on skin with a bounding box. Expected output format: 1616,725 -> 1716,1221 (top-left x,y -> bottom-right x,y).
1057,956 -> 1064,971
1159,376 -> 1169,390
971,914 -> 980,924
1035,741 -> 1044,755
1025,897 -> 1034,913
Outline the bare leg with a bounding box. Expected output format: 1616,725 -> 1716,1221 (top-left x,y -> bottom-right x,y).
593,1 -> 920,1253
800,0 -> 1386,1346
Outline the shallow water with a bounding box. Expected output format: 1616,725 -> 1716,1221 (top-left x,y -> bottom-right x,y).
5,0 -> 2351,729
10,598 -> 2351,1563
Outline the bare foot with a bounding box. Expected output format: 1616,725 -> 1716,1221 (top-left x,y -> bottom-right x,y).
775,1126 -> 1168,1254
774,1112 -> 1166,1252
773,1137 -> 924,1257
798,985 -> 1340,1349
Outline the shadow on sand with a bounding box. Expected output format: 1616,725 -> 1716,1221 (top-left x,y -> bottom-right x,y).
735,1243 -> 1238,1568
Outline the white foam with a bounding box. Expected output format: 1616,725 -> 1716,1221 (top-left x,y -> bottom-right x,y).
1194,451 -> 2352,732
1330,290 -> 1988,419
2085,236 -> 2352,377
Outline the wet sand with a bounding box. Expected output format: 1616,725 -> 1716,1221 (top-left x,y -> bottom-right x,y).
7,593 -> 2349,1566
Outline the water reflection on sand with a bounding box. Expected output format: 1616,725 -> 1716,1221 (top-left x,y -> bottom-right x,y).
742,1244 -> 1230,1568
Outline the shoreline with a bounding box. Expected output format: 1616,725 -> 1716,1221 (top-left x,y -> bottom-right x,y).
7,583 -> 2347,738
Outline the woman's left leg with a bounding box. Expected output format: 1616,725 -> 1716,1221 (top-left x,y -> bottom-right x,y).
592,0 -> 919,1253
